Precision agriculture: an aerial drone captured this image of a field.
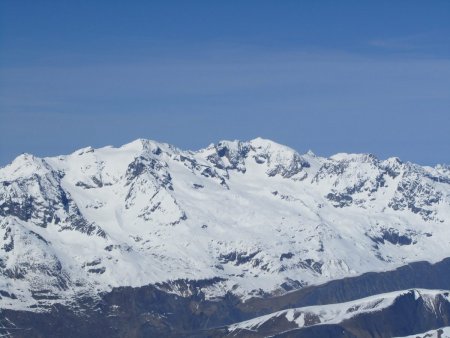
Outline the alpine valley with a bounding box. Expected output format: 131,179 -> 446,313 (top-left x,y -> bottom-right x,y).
1,138 -> 450,337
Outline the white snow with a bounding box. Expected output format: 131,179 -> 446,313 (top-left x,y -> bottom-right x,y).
229,289 -> 450,333
0,138 -> 449,311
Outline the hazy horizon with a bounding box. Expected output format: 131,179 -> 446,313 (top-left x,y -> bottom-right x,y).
1,1 -> 449,166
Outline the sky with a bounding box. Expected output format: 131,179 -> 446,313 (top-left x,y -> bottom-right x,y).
1,1 -> 449,166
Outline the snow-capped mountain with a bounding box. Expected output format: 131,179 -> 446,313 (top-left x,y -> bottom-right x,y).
1,137 -> 449,314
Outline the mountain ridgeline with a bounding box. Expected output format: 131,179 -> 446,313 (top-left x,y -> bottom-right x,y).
0,138 -> 449,337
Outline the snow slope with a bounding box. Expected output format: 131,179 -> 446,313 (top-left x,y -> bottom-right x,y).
228,289 -> 450,333
0,138 -> 449,310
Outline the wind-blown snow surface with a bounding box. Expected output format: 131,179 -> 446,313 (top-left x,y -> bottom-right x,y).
0,138 -> 449,311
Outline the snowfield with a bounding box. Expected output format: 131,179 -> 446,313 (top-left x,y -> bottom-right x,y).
0,138 -> 449,311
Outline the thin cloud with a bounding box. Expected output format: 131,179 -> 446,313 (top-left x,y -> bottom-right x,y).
368,34 -> 429,50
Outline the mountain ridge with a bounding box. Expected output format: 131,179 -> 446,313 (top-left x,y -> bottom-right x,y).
0,137 -> 449,314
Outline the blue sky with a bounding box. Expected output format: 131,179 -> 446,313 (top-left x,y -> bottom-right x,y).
1,1 -> 449,165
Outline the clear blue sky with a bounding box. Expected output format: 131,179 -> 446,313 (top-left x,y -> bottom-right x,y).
1,1 -> 449,166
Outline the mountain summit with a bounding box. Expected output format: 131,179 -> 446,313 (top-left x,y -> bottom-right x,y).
0,138 -> 449,315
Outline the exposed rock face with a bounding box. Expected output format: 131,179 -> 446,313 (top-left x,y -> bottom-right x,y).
0,138 -> 449,336
0,155 -> 104,236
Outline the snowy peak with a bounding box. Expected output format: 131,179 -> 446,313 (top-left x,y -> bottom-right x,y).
249,137 -> 311,178
197,137 -> 311,179
0,153 -> 53,180
0,138 -> 449,312
119,138 -> 177,156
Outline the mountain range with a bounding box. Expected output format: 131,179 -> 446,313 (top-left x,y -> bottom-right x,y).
1,138 -> 449,337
